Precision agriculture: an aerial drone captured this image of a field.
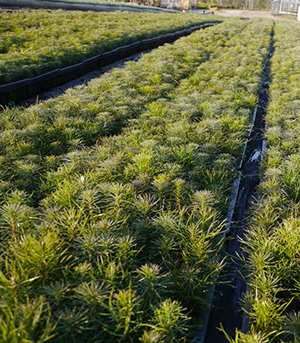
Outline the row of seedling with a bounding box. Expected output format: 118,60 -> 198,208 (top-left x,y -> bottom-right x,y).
0,18 -> 274,342
0,8 -> 217,85
0,16 -> 238,204
237,20 -> 300,343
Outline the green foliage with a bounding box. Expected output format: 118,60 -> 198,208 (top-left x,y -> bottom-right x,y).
144,299 -> 190,343
242,20 -> 300,342
0,190 -> 36,242
0,18 -> 275,342
220,323 -> 278,343
0,296 -> 55,343
0,8 -> 214,85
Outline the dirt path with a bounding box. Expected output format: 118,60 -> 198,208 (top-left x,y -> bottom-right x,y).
215,8 -> 297,20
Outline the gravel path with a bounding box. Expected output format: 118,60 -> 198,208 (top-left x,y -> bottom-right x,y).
215,8 -> 297,20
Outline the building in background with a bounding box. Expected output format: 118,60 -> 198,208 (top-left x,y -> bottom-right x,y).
132,0 -> 198,9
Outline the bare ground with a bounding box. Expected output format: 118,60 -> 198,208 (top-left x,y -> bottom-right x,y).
215,8 -> 297,20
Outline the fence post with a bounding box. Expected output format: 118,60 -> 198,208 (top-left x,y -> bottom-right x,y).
298,4 -> 300,20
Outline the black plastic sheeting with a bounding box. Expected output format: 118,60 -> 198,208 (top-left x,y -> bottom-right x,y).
0,23 -> 216,105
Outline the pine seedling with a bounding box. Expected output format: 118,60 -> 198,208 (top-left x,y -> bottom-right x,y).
139,330 -> 163,343
133,194 -> 158,223
74,233 -> 102,264
51,207 -> 88,243
244,293 -> 290,334
152,173 -> 171,208
95,234 -> 118,265
246,249 -> 274,279
56,307 -> 88,343
282,157 -> 300,202
249,273 -> 282,301
136,264 -> 170,310
174,179 -> 185,210
284,311 -> 300,343
49,178 -> 81,209
89,218 -> 117,235
247,199 -> 281,233
98,182 -> 134,221
116,235 -> 138,270
74,281 -> 109,314
101,285 -> 142,342
0,191 -> 36,242
44,281 -> 71,310
67,138 -> 83,151
171,222 -> 224,310
0,296 -> 55,343
104,261 -> 125,287
190,190 -> 220,227
79,189 -> 101,220
74,261 -> 93,283
219,323 -> 277,343
13,159 -> 40,184
147,299 -> 190,343
125,152 -> 158,180
0,263 -> 37,302
8,232 -> 70,286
